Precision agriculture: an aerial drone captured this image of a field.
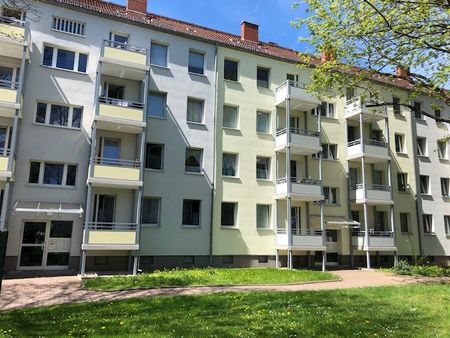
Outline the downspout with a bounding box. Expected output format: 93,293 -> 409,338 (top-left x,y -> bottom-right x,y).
209,43 -> 218,266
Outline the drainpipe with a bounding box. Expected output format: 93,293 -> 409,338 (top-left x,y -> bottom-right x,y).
209,43 -> 218,267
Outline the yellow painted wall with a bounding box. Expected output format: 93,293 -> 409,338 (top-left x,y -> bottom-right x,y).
103,46 -> 147,66
0,23 -> 25,41
0,87 -> 18,104
98,103 -> 143,122
88,230 -> 137,245
93,164 -> 140,181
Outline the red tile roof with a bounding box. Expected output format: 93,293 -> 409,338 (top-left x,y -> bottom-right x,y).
46,0 -> 422,92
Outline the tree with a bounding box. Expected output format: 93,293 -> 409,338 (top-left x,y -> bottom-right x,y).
292,0 -> 450,115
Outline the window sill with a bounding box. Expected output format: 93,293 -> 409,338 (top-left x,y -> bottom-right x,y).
182,225 -> 201,229
50,28 -> 86,38
147,115 -> 167,120
188,71 -> 206,77
257,228 -> 274,232
144,168 -> 164,173
424,232 -> 436,236
224,79 -> 240,85
185,171 -> 204,176
420,194 -> 432,197
150,64 -> 170,70
26,183 -> 76,190
223,127 -> 240,132
256,85 -> 270,90
396,152 -> 408,157
257,178 -> 272,183
142,224 -> 160,229
257,131 -> 272,136
187,121 -> 206,127
438,158 -> 450,162
418,155 -> 429,160
222,175 -> 240,180
393,114 -> 405,119
32,122 -> 82,131
320,116 -> 338,121
41,64 -> 87,76
221,226 -> 239,230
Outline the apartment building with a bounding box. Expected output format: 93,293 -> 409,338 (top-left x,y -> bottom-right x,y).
0,0 -> 448,276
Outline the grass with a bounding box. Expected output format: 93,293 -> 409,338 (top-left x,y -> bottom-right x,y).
1,284 -> 449,337
83,268 -> 338,291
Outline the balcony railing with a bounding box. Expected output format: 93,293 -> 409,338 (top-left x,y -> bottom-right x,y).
0,16 -> 25,28
94,157 -> 140,168
99,96 -> 144,109
276,127 -> 320,137
103,39 -> 147,55
87,222 -> 138,230
84,222 -> 139,249
277,177 -> 322,186
345,96 -> 387,119
352,230 -> 394,237
348,139 -> 387,148
0,79 -> 19,90
275,80 -> 308,92
352,183 -> 391,192
277,228 -> 323,236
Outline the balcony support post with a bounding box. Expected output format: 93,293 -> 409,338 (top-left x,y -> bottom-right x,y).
80,250 -> 86,277
285,97 -> 293,269
359,112 -> 365,153
363,202 -> 371,269
275,249 -> 279,268
320,202 -> 326,272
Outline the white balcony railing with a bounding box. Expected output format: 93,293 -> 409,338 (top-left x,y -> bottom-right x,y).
275,80 -> 321,109
276,227 -> 325,249
276,177 -> 323,201
83,222 -> 139,250
275,127 -> 321,155
349,184 -> 392,204
352,230 -> 396,250
345,96 -> 387,120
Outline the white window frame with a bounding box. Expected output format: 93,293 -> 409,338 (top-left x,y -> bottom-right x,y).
150,41 -> 169,68
223,105 -> 239,130
256,156 -> 271,180
221,202 -> 238,228
52,16 -> 86,37
42,44 -> 88,73
437,141 -> 448,160
256,110 -> 271,134
188,49 -> 205,75
142,197 -> 161,227
28,161 -> 77,188
323,187 -> 338,205
35,102 -> 82,129
222,153 -> 238,178
445,216 -> 450,236
312,101 -> 335,118
182,199 -> 201,228
423,214 -> 433,234
185,147 -> 203,174
400,213 -> 410,233
419,175 -> 430,195
395,134 -> 405,154
441,178 -> 449,198
256,204 -> 271,229
322,144 -> 337,160
186,97 -> 205,124
417,137 -> 427,157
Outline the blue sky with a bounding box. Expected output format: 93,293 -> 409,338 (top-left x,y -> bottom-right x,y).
111,0 -> 312,52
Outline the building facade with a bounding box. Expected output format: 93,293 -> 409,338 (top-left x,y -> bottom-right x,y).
0,0 -> 448,276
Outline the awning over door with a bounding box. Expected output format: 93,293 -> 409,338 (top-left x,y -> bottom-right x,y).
13,201 -> 84,216
310,215 -> 360,228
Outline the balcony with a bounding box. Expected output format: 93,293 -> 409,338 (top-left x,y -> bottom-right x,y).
276,177 -> 323,201
82,223 -> 139,250
275,81 -> 321,111
345,97 -> 387,122
0,16 -> 29,58
95,97 -> 146,133
0,150 -> 13,180
349,184 -> 393,205
347,139 -> 390,163
276,228 -> 326,250
275,128 -> 321,155
88,158 -> 142,189
352,231 -> 396,251
100,40 -> 148,80
0,80 -> 20,118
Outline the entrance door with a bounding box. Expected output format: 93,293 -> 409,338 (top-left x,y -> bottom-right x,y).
19,221 -> 72,270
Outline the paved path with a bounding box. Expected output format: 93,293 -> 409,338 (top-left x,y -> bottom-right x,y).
0,270 -> 448,311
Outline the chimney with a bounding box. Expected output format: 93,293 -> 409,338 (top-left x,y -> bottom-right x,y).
396,66 -> 410,77
127,0 -> 147,13
241,21 -> 259,42
321,49 -> 334,62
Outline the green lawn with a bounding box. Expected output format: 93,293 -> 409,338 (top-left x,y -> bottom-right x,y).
83,268 -> 338,291
1,284 -> 449,337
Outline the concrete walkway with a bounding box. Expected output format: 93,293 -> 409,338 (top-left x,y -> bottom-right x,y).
0,270 -> 448,311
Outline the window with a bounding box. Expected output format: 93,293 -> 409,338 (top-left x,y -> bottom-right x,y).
142,198 -> 160,225
221,202 -> 237,227
441,178 -> 449,197
437,141 -> 448,159
187,98 -> 204,123
346,88 -> 355,101
110,32 -> 128,47
223,105 -> 238,129
323,187 -> 338,204
312,101 -> 335,118
256,204 -> 270,229
400,213 -> 410,233
287,74 -> 297,82
42,45 -> 88,73
150,42 -> 168,67
434,108 -> 441,119
417,137 -> 427,156
256,111 -> 270,133
52,17 -> 85,36
423,214 -> 433,234
224,59 -> 238,81
1,7 -> 23,20
397,173 -> 408,192
393,97 -> 401,115
222,153 -> 237,177
395,134 -> 405,153
188,51 -> 204,75
145,144 -> 163,170
28,161 -> 77,187
322,144 -> 337,160
182,200 -> 201,226
256,157 -> 270,180
445,216 -> 450,235
185,148 -> 203,173
35,102 -> 82,129
413,102 -> 422,119
419,175 -> 430,195
257,67 -> 270,88
102,83 -> 124,99
147,92 -> 166,118
375,211 -> 387,231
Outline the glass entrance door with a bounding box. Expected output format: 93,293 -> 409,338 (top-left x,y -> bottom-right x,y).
19,221 -> 72,269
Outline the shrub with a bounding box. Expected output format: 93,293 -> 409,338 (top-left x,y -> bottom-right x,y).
392,260 -> 450,277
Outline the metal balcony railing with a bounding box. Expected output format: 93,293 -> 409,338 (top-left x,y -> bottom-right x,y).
275,79 -> 309,92
0,79 -> 19,90
94,157 -> 141,168
0,15 -> 25,27
99,96 -> 144,109
352,230 -> 394,237
276,177 -> 322,185
103,39 -> 147,55
277,228 -> 323,236
351,183 -> 391,191
276,127 -> 320,137
87,222 -> 138,230
347,139 -> 387,148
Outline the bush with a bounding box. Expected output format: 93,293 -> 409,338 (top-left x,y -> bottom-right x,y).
393,260 -> 450,277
